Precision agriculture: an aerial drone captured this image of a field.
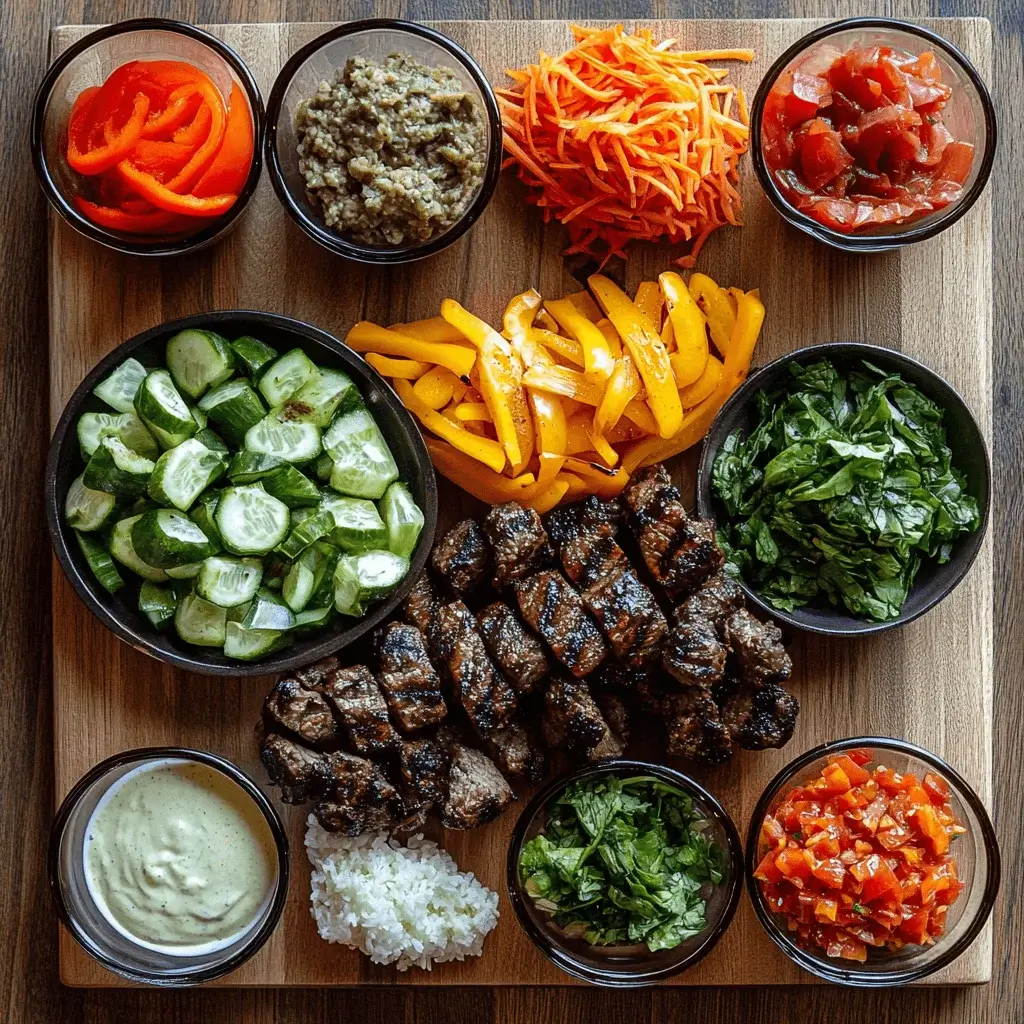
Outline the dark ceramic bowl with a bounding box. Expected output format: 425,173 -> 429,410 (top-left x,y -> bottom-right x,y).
46,310 -> 438,676
506,759 -> 743,987
695,343 -> 990,637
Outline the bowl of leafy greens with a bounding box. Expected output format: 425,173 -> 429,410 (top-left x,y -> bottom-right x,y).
506,760 -> 742,987
696,343 -> 989,636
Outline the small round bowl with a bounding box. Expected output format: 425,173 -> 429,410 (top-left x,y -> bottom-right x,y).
750,18 -> 996,253
265,19 -> 502,265
695,342 -> 990,636
46,310 -> 438,677
31,18 -> 264,257
48,747 -> 289,986
745,737 -> 999,987
506,759 -> 743,987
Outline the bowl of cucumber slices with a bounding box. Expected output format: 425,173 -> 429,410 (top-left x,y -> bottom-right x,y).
46,310 -> 437,675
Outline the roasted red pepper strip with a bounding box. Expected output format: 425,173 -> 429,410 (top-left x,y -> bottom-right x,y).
68,90 -> 150,175
191,82 -> 254,198
73,197 -> 183,234
115,160 -> 236,217
163,80 -> 227,193
141,84 -> 202,138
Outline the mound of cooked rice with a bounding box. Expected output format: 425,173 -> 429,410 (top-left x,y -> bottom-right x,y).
305,818 -> 500,971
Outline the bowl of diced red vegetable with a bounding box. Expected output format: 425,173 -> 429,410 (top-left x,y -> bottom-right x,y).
31,18 -> 264,256
746,737 -> 999,986
749,18 -> 995,251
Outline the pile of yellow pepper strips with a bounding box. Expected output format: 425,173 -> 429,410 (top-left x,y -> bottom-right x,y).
345,272 -> 765,511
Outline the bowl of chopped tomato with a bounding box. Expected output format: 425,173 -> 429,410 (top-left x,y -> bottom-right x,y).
747,737 -> 999,986
32,19 -> 264,256
749,18 -> 995,251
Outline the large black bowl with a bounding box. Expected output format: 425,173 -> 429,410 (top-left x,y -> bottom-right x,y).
695,342 -> 990,637
46,310 -> 438,676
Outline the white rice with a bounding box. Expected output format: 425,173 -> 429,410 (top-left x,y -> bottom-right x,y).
304,817 -> 499,971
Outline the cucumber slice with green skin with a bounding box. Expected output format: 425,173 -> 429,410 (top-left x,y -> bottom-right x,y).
132,509 -> 217,569
166,329 -> 236,400
277,368 -> 361,428
258,348 -> 317,406
165,560 -> 203,579
223,621 -> 286,660
108,516 -> 168,581
198,378 -> 266,447
78,411 -> 159,461
74,530 -> 125,593
231,336 -> 278,380
190,491 -> 223,549
244,415 -> 322,464
135,370 -> 198,450
283,558 -> 316,614
138,580 -> 177,628
216,485 -> 290,556
293,606 -> 333,632
194,427 -> 230,455
83,437 -> 155,500
147,438 -> 226,511
197,555 -> 263,608
191,406 -> 208,430
333,550 -> 409,617
323,409 -> 398,499
65,474 -> 118,531
227,450 -> 286,483
308,541 -> 341,608
313,452 -> 334,482
321,494 -> 388,553
242,588 -> 295,630
381,481 -> 424,559
93,358 -> 148,414
263,465 -> 321,508
174,591 -> 227,647
277,508 -> 335,560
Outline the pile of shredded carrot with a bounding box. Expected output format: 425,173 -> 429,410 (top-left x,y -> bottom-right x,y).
497,24 -> 754,267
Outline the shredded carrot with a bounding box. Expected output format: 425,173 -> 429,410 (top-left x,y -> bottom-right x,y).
499,24 -> 752,267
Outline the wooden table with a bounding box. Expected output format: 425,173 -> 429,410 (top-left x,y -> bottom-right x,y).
3,1 -> 1021,1021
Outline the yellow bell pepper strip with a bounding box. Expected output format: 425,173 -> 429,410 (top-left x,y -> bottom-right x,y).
412,366 -> 459,410
523,364 -> 604,406
622,398 -> 658,434
390,317 -> 468,344
535,308 -> 561,334
115,162 -> 237,216
565,289 -> 603,322
659,271 -> 708,388
525,347 -> 568,455
544,298 -> 614,379
594,355 -> 641,436
595,318 -> 622,357
633,281 -> 663,330
689,273 -> 736,358
589,428 -> 619,468
565,412 -> 591,455
502,290 -> 542,364
425,438 -> 537,503
562,456 -> 630,499
679,355 -> 723,408
589,274 -> 682,439
558,471 -> 591,504
526,477 -> 570,513
606,417 -> 645,445
661,315 -> 675,351
68,91 -> 151,175
394,378 -> 507,474
454,402 -> 492,422
363,353 -> 432,379
531,328 -> 585,368
346,322 -> 476,378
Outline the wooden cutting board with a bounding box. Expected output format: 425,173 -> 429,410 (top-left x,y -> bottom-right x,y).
48,18 -> 993,987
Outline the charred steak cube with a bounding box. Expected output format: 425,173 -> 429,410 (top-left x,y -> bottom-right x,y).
673,571 -> 745,634
723,609 -> 792,683
722,681 -> 800,751
375,623 -> 448,732
662,690 -> 733,766
482,502 -> 552,587
315,664 -> 397,756
476,601 -> 550,694
260,733 -> 332,804
595,691 -> 630,746
289,655 -> 340,690
262,677 -> 342,750
662,621 -> 727,689
397,736 -> 451,805
440,742 -> 515,830
431,519 -> 491,594
312,751 -> 405,836
486,720 -> 545,782
403,571 -> 439,636
542,677 -> 623,760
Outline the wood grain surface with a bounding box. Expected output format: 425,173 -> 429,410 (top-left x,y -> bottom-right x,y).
48,16 -> 995,991
3,1 -> 1022,1022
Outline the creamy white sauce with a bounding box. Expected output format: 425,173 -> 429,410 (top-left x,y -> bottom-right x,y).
83,758 -> 278,956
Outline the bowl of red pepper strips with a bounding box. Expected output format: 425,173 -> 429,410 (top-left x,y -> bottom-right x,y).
32,19 -> 263,256
746,737 -> 999,986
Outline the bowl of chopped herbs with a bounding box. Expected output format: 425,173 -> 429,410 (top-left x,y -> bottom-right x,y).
696,343 -> 989,636
506,761 -> 742,987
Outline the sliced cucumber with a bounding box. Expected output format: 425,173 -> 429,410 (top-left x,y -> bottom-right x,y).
323,408 -> 398,499
333,550 -> 409,617
166,329 -> 236,400
308,541 -> 341,608
244,415 -> 322,464
277,507 -> 335,560
242,588 -> 295,630
147,438 -> 226,511
258,348 -> 317,406
283,556 -> 316,614
74,530 -> 124,593
293,606 -> 333,632
215,485 -> 290,556
231,336 -> 278,380
197,555 -> 263,608
224,620 -> 287,660
165,560 -> 203,579
134,369 -> 197,450
131,509 -> 216,569
381,481 -> 424,558
263,466 -> 320,508
108,515 -> 168,581
198,378 -> 266,446
194,427 -> 230,455
278,368 -> 360,427
77,411 -> 158,461
313,452 -> 334,482
65,474 -> 117,531
227,450 -> 285,483
321,494 -> 388,553
138,580 -> 177,628
83,437 -> 155,500
190,491 -> 223,549
93,357 -> 148,413
174,591 -> 228,647
191,406 -> 208,430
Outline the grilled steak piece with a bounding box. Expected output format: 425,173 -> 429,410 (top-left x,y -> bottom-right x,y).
514,570 -> 608,677
403,571 -> 439,636
433,601 -> 517,737
624,465 -> 724,597
595,691 -> 630,747
723,609 -> 792,683
312,751 -> 405,836
431,519 -> 490,594
375,623 -> 448,732
289,655 -> 340,690
487,720 -> 545,782
542,677 -> 623,760
397,736 -> 451,805
662,690 -> 733,765
662,621 -> 727,689
313,664 -> 397,756
482,502 -> 552,587
476,601 -> 550,694
262,678 -> 342,750
261,733 -> 332,804
674,572 -> 746,633
722,681 -> 799,751
440,741 -> 515,830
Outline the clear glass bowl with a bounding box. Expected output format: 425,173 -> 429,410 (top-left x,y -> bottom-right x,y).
749,18 -> 996,252
745,737 -> 999,987
264,18 -> 502,264
48,747 -> 289,986
506,759 -> 743,987
31,18 -> 264,256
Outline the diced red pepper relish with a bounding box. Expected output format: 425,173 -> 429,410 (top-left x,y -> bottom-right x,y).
761,43 -> 973,233
754,754 -> 968,962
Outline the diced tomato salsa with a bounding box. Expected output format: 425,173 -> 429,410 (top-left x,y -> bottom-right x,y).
754,750 -> 968,962
761,43 -> 973,233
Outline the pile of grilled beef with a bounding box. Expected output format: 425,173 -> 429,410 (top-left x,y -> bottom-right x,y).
257,464 -> 799,836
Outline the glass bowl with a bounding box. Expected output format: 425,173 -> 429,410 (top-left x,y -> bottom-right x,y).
745,737 -> 999,987
749,18 -> 996,253
48,747 -> 289,986
506,759 -> 743,987
264,18 -> 502,265
31,18 -> 264,257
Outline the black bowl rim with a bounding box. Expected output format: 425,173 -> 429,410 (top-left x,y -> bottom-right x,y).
30,17 -> 266,257
743,736 -> 1001,987
505,758 -> 744,988
45,309 -> 438,677
695,341 -> 991,637
47,746 -> 291,987
263,18 -> 503,265
749,16 -> 997,252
